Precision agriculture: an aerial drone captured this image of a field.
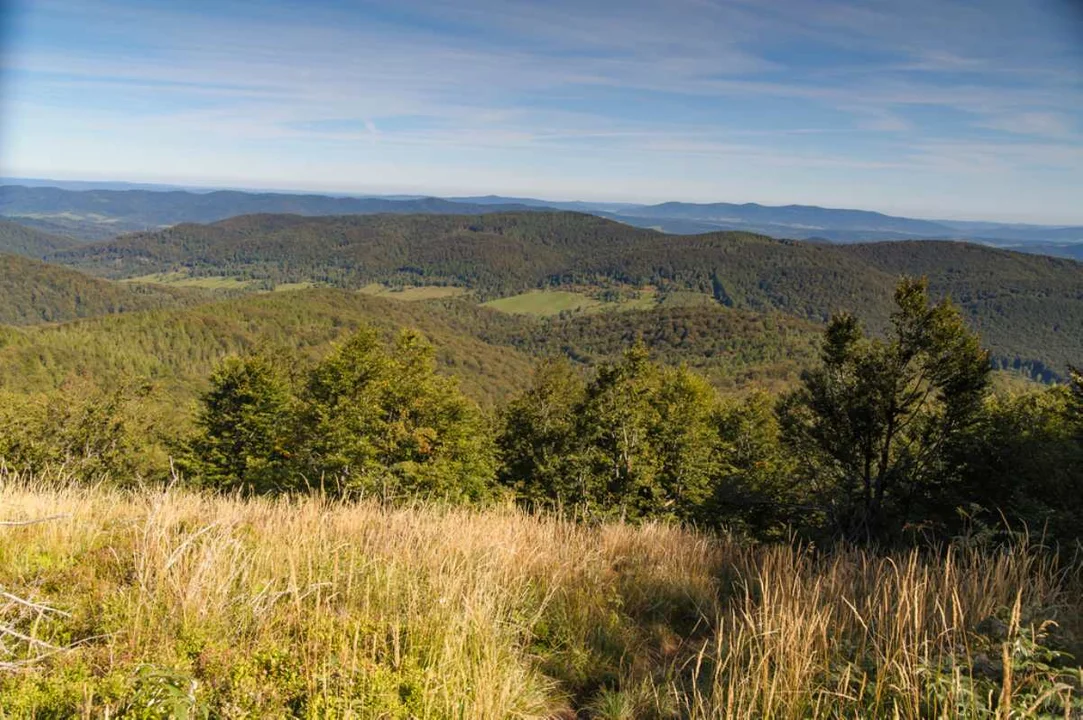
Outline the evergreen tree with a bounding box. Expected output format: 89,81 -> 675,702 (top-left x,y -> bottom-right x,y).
780,278 -> 991,540
186,355 -> 296,493
500,347 -> 728,523
296,328 -> 496,500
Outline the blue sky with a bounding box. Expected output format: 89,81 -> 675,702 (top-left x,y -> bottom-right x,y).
2,0 -> 1082,222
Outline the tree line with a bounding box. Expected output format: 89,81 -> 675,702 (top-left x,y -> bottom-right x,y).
2,278 -> 1081,546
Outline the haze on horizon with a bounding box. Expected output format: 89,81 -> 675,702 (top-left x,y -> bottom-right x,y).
2,0 -> 1082,224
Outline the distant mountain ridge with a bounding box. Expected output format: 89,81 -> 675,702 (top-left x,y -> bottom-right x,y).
2,182 -> 1082,259
0,185 -> 546,235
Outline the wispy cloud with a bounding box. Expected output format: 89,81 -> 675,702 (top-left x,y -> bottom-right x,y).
3,0 -> 1082,222
978,112 -> 1076,139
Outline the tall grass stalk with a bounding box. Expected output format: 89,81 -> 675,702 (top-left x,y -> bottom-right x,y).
0,471 -> 1078,718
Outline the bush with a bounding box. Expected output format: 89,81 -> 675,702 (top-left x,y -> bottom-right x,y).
0,379 -> 168,480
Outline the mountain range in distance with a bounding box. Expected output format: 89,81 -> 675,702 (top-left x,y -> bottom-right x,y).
2,179 -> 1082,260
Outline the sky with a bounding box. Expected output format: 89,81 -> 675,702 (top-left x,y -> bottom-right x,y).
2,0 -> 1082,223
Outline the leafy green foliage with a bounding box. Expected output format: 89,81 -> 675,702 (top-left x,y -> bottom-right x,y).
0,253 -> 199,325
956,386 -> 1083,543
480,302 -> 821,392
498,349 -> 791,526
0,289 -> 539,408
0,288 -> 824,412
0,219 -> 80,257
184,328 -> 496,500
780,278 -> 992,540
0,379 -> 168,479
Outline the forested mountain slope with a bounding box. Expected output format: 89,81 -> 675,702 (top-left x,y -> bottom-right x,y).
0,253 -> 200,325
52,212 -> 1083,378
0,288 -> 822,405
0,219 -> 81,257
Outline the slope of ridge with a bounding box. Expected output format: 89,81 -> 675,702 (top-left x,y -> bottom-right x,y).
0,290 -> 538,406
50,211 -> 1083,379
0,288 -> 825,406
614,200 -> 955,234
0,254 -> 201,325
836,241 -> 1083,379
0,219 -> 81,257
52,211 -> 659,292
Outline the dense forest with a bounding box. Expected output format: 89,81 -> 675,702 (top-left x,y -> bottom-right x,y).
0,287 -> 827,416
0,219 -> 82,256
49,211 -> 1083,379
0,252 -> 202,325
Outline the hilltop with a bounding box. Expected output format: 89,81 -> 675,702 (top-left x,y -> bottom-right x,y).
0,185 -> 548,239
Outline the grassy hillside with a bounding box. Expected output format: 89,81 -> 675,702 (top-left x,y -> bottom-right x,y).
53,212 -> 1083,379
0,219 -> 81,257
1,477 -> 1079,718
0,253 -> 201,325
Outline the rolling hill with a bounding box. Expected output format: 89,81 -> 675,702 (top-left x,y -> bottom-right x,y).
0,253 -> 202,325
0,288 -> 822,409
50,211 -> 1083,379
0,219 -> 82,257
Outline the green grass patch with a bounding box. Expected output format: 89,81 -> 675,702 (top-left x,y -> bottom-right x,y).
123,272 -> 256,290
271,281 -> 317,292
482,287 -> 694,317
483,290 -> 604,316
358,284 -> 468,301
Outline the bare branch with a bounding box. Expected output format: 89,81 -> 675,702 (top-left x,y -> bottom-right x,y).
0,591 -> 71,617
0,514 -> 71,527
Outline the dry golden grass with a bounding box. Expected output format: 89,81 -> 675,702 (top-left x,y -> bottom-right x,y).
0,473 -> 1079,718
